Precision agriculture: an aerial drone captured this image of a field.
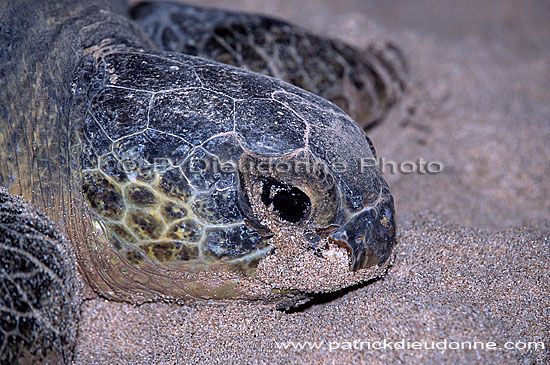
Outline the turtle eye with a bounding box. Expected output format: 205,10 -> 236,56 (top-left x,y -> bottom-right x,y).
260,177 -> 311,223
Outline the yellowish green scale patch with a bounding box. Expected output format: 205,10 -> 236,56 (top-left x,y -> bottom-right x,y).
82,166 -> 210,269
82,153 -> 270,275
125,208 -> 165,240
166,219 -> 203,242
82,171 -> 125,220
160,201 -> 187,223
124,184 -> 158,207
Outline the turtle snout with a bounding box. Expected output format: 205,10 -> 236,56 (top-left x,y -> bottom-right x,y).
329,199 -> 396,271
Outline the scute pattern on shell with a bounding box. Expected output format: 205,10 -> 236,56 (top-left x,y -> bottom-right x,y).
131,2 -> 408,130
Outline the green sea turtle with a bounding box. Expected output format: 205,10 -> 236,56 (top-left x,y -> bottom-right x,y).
1,0 -> 403,361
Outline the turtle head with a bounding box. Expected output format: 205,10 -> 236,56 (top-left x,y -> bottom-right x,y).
75,48 -> 395,303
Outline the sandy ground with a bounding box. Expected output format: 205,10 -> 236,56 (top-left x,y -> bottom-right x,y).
75,0 -> 550,363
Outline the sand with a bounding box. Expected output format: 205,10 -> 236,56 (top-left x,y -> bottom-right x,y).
74,0 -> 550,363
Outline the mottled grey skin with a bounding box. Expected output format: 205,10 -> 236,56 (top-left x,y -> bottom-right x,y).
0,0 -> 397,304
0,188 -> 80,364
131,1 -> 407,130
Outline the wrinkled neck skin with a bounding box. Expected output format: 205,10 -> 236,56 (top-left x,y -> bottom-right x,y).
0,0 -> 150,233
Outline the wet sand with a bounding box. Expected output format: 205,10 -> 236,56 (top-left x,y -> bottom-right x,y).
75,1 -> 550,363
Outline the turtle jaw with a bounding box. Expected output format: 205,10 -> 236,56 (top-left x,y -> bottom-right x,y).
329,197 -> 396,271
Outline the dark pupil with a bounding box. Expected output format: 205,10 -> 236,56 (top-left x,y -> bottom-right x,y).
260,178 -> 311,223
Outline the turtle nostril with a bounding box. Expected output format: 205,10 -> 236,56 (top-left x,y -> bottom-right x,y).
260,178 -> 310,223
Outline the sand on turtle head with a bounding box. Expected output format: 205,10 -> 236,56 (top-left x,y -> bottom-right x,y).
254,223 -> 389,293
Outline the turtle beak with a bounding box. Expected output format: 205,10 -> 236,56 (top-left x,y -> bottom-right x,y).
328,197 -> 396,270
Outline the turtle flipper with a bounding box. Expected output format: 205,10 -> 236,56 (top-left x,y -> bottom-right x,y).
0,188 -> 80,364
130,1 -> 407,130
